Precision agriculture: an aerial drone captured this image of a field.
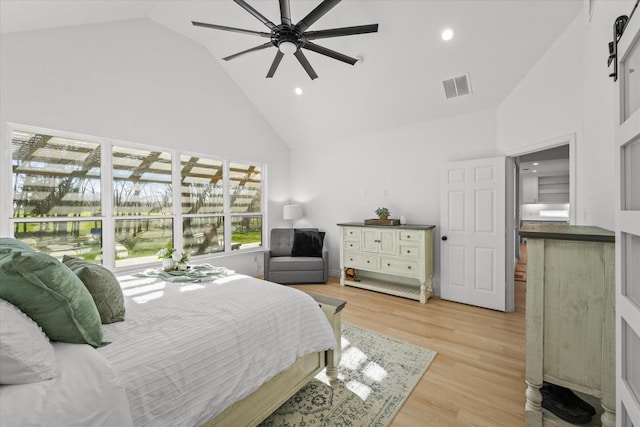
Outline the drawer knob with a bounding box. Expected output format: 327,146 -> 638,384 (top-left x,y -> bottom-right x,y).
407,266 -> 412,269
387,263 -> 391,266
407,235 -> 411,238
350,258 -> 353,261
407,250 -> 411,253
367,260 -> 370,263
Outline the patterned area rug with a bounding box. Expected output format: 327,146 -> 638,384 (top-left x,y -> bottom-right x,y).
260,323 -> 437,427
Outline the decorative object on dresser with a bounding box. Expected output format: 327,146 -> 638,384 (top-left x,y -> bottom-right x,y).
338,222 -> 435,303
364,207 -> 401,226
520,224 -> 615,427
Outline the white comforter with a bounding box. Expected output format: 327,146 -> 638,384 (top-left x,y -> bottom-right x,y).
0,342 -> 134,427
98,272 -> 336,427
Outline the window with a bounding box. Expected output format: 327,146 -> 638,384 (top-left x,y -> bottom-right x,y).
181,155 -> 225,256
6,126 -> 266,268
229,163 -> 263,250
112,145 -> 174,268
11,130 -> 102,262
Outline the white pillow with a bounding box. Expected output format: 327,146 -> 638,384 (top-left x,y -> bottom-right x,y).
0,298 -> 58,384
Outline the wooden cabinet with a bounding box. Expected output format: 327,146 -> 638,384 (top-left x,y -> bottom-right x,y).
537,175 -> 569,203
520,224 -> 615,427
337,223 -> 434,304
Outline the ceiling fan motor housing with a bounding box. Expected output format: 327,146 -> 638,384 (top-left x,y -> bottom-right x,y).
272,24 -> 304,51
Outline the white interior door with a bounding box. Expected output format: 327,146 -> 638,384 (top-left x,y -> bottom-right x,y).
440,157 -> 506,311
615,13 -> 640,427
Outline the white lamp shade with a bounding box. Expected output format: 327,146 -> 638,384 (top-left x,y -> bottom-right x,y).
283,204 -> 303,220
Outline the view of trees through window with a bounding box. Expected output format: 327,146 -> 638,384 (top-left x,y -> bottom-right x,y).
10,129 -> 264,268
11,131 -> 103,260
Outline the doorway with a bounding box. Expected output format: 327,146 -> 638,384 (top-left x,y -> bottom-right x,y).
504,133 -> 576,311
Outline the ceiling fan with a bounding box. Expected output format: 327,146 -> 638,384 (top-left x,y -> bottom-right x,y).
192,0 -> 378,80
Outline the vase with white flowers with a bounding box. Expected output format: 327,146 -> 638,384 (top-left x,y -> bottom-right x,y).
157,241 -> 177,271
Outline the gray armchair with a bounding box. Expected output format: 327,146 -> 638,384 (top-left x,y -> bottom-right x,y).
264,228 -> 328,284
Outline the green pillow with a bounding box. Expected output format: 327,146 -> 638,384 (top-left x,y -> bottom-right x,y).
62,256 -> 125,324
0,238 -> 34,262
0,238 -> 34,252
0,250 -> 104,347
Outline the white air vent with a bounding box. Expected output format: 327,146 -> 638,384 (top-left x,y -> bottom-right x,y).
443,73 -> 472,99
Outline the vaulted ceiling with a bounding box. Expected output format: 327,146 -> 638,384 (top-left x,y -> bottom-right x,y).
0,0 -> 583,148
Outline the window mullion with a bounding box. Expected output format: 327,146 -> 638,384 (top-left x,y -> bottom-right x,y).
223,159 -> 231,253
172,150 -> 183,253
1,124 -> 13,237
101,140 -> 115,268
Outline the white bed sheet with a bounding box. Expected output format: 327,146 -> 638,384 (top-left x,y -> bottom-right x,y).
99,272 -> 336,427
0,342 -> 134,427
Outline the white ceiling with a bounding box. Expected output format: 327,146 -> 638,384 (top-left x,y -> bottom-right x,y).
0,0 -> 583,149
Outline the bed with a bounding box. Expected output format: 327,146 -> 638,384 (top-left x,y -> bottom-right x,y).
0,243 -> 340,427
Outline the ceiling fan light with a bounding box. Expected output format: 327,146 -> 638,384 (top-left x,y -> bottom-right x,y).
279,41 -> 297,55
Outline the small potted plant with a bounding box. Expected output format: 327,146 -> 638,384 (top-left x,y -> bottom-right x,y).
157,240 -> 177,271
176,251 -> 191,271
375,207 -> 390,220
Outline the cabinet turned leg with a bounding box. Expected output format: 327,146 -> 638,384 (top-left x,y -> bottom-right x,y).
419,279 -> 433,304
601,403 -> 615,427
339,268 -> 346,286
525,381 -> 543,426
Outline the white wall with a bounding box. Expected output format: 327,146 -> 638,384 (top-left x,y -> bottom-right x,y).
0,19 -> 291,275
497,1 -> 632,230
290,108 -> 497,293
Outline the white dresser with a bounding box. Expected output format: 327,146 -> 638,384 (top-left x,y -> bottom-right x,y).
337,223 -> 435,303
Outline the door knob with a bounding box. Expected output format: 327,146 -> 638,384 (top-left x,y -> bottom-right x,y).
442,236 -> 448,241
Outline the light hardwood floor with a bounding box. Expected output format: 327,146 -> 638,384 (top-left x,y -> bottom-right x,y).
292,274 -> 527,427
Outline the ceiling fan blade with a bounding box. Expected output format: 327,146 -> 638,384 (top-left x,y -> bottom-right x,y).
233,0 -> 276,29
305,24 -> 379,40
279,0 -> 292,26
266,50 -> 285,78
303,41 -> 358,65
295,0 -> 341,33
192,21 -> 270,38
223,42 -> 274,61
294,50 -> 318,80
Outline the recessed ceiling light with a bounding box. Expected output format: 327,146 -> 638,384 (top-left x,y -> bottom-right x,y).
294,87 -> 303,95
532,170 -> 537,173
441,28 -> 454,41
533,162 -> 539,166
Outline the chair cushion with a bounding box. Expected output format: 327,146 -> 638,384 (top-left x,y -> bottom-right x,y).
62,256 -> 125,324
292,229 -> 324,257
270,229 -> 294,257
269,256 -> 325,272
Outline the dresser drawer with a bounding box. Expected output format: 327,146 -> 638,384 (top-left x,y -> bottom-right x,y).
343,227 -> 361,240
399,230 -> 422,243
399,244 -> 420,258
380,257 -> 420,278
344,252 -> 378,270
343,240 -> 360,251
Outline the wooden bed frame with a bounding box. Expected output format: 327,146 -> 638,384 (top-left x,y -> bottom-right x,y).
203,294 -> 346,427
